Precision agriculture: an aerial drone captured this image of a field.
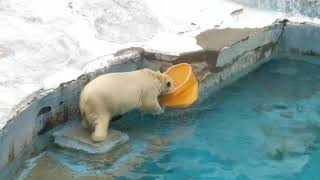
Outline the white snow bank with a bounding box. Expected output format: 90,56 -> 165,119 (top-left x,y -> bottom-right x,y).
143,32 -> 202,55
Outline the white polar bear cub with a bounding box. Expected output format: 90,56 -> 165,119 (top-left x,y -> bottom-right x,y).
79,68 -> 174,142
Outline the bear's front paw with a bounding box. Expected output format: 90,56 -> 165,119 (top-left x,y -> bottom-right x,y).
91,132 -> 107,142
153,107 -> 165,115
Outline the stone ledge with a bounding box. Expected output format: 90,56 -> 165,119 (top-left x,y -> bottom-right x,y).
53,120 -> 129,154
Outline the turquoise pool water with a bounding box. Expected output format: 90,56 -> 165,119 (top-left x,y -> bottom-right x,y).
22,58 -> 320,179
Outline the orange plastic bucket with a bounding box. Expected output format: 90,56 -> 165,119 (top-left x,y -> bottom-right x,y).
159,63 -> 198,108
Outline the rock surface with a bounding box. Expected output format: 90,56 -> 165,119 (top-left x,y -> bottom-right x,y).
53,120 -> 129,154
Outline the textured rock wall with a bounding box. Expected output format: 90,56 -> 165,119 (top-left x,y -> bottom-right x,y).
232,0 -> 320,18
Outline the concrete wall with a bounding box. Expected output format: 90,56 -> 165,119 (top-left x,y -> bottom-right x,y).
275,22 -> 320,65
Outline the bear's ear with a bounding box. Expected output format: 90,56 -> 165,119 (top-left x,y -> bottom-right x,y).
141,68 -> 151,73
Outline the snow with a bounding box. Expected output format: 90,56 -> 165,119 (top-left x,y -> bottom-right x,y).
143,32 -> 202,55
0,0 -> 317,128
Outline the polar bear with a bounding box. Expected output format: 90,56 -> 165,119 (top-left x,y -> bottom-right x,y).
79,69 -> 174,142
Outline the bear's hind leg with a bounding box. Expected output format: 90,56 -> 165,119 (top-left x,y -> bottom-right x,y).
91,115 -> 110,142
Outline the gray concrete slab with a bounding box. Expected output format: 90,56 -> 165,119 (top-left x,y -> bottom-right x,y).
53,120 -> 129,154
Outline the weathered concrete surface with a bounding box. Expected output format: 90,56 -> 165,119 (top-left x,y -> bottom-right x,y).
196,28 -> 260,51
216,28 -> 274,67
276,23 -> 320,59
175,50 -> 219,81
53,120 -> 129,154
142,26 -> 280,84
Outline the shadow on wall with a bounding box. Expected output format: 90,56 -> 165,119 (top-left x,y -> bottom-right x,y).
230,0 -> 320,18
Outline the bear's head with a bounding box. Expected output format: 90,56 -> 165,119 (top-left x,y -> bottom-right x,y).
141,68 -> 174,94
157,72 -> 174,95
